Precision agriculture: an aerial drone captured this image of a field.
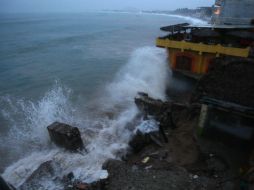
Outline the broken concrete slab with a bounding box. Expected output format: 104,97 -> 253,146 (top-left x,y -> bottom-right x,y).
47,122 -> 84,151
135,92 -> 185,129
135,92 -> 167,116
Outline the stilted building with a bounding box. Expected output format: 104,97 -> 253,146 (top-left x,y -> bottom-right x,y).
156,0 -> 254,78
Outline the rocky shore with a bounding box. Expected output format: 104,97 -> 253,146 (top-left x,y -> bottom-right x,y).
96,58 -> 253,190
2,59 -> 254,190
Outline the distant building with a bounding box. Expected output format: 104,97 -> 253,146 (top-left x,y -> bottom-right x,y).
196,7 -> 213,18
172,7 -> 212,20
212,0 -> 254,25
156,0 -> 254,78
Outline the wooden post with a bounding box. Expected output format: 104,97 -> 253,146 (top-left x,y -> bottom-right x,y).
198,104 -> 209,136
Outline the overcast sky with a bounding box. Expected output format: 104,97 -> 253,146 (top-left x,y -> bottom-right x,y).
0,0 -> 214,13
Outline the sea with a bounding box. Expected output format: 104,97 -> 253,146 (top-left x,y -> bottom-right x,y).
0,12 -> 205,189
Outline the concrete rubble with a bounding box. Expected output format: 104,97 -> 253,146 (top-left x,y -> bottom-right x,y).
47,122 -> 84,151
104,90 -> 253,190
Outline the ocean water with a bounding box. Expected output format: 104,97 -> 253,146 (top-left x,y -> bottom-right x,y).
0,12 -> 204,189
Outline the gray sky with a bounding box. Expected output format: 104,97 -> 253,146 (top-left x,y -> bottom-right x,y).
0,0 -> 214,13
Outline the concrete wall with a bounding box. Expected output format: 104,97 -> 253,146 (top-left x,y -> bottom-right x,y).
212,0 -> 254,25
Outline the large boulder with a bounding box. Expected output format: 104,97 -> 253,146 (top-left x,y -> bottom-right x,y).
134,92 -> 169,116
47,122 -> 84,151
134,92 -> 177,129
129,130 -> 153,153
129,119 -> 165,153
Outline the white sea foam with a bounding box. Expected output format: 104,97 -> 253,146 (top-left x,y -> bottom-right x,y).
101,10 -> 207,25
106,47 -> 169,103
167,14 -> 207,25
0,83 -> 83,153
146,12 -> 207,25
136,119 -> 159,134
1,47 -> 170,189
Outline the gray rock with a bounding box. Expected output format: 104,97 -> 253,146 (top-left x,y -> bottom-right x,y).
128,130 -> 152,153
135,92 -> 166,116
134,92 -> 178,129
47,122 -> 84,151
0,176 -> 16,190
19,161 -> 55,190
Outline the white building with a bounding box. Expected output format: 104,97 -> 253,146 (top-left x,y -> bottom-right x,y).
212,0 -> 254,25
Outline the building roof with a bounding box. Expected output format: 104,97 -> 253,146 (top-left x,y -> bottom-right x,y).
185,24 -> 254,30
160,23 -> 254,33
160,23 -> 189,32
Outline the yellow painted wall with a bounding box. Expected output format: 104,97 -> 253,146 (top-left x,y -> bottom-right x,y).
167,48 -> 215,74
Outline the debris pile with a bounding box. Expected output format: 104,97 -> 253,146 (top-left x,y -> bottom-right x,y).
135,92 -> 174,129
131,93 -> 199,167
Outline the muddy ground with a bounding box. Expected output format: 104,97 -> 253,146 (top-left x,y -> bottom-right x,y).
103,104 -> 250,190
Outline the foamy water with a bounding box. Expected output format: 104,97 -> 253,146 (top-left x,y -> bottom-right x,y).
1,47 -> 170,189
104,10 -> 207,25
165,14 -> 207,25
0,11 -> 205,189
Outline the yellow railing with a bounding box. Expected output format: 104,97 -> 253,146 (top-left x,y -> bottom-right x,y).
156,38 -> 250,58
